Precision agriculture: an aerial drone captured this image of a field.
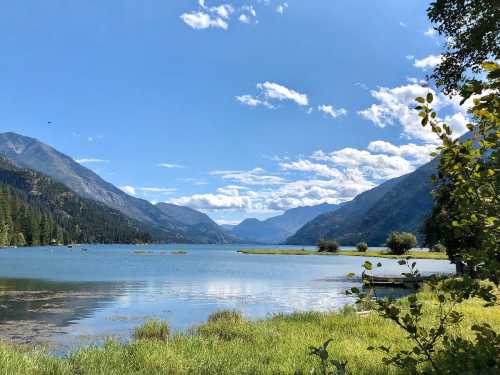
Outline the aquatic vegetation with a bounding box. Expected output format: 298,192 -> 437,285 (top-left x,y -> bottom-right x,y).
171,250 -> 187,255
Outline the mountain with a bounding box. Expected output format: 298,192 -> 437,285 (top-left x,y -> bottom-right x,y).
0,156 -> 152,245
155,203 -> 237,243
231,203 -> 339,243
287,159 -> 438,246
0,132 -> 233,244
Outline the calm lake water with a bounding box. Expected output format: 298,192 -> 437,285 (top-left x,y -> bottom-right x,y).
0,244 -> 454,353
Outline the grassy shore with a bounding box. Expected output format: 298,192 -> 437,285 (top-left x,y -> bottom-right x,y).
238,249 -> 449,260
0,287 -> 498,374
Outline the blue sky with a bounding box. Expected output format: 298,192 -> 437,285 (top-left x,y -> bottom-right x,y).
0,1 -> 470,224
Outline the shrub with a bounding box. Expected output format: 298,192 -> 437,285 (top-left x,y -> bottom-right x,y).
133,320 -> 169,342
431,243 -> 447,253
317,240 -> 340,253
356,241 -> 368,252
385,232 -> 417,255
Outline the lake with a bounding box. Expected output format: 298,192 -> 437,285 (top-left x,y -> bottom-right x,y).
0,244 -> 454,353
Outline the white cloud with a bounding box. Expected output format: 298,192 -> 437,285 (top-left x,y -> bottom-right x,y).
209,4 -> 234,19
239,14 -> 250,23
280,160 -> 343,178
257,82 -> 309,106
237,82 -> 308,109
120,186 -> 136,195
399,21 -> 407,27
235,94 -> 273,108
424,27 -> 437,38
414,54 -> 442,70
367,141 -> 437,165
171,192 -> 251,210
313,148 -> 414,180
180,12 -> 228,30
358,83 -> 469,143
317,105 -> 347,119
210,168 -> 287,186
76,158 -> 108,164
158,163 -> 184,169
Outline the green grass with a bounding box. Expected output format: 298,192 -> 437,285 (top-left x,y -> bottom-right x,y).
0,288 -> 498,374
133,320 -> 170,342
238,249 -> 449,260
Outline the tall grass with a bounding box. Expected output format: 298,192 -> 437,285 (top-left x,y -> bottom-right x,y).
0,291 -> 498,374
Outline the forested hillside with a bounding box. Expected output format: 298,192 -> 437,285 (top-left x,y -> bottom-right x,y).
0,157 -> 152,246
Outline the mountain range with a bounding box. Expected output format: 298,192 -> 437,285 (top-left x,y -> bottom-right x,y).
287,158 -> 437,245
229,203 -> 340,243
0,132 -> 234,244
0,132 -> 441,247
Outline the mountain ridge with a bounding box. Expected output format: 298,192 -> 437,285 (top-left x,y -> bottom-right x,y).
0,132 -> 234,244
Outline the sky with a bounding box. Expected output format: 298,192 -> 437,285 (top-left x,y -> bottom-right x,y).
0,1 -> 471,225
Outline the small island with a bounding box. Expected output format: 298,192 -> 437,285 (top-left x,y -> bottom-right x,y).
238,249 -> 449,260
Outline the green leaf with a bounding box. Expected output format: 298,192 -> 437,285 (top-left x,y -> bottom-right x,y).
362,261 -> 373,271
415,97 -> 425,103
426,92 -> 433,103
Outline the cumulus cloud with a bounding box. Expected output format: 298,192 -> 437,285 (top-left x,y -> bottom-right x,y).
171,192 -> 251,210
367,140 -> 437,165
180,11 -> 228,30
358,83 -> 469,143
313,148 -> 414,180
317,105 -> 347,119
399,21 -> 407,27
280,160 -> 343,178
414,54 -> 442,70
76,158 -> 108,164
239,14 -> 250,23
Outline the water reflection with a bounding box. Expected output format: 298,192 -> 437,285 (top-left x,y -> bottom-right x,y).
0,244 -> 454,353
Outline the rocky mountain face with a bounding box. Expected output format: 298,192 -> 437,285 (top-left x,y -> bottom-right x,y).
0,132 -> 234,244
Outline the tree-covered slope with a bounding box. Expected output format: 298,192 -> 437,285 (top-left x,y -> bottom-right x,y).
0,132 -> 234,244
287,159 -> 437,246
0,157 -> 154,246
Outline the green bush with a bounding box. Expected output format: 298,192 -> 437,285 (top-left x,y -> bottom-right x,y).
356,242 -> 368,252
133,320 -> 170,342
431,243 -> 447,253
318,240 -> 340,253
385,232 -> 417,255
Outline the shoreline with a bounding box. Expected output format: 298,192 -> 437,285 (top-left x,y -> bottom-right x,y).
238,249 -> 449,260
